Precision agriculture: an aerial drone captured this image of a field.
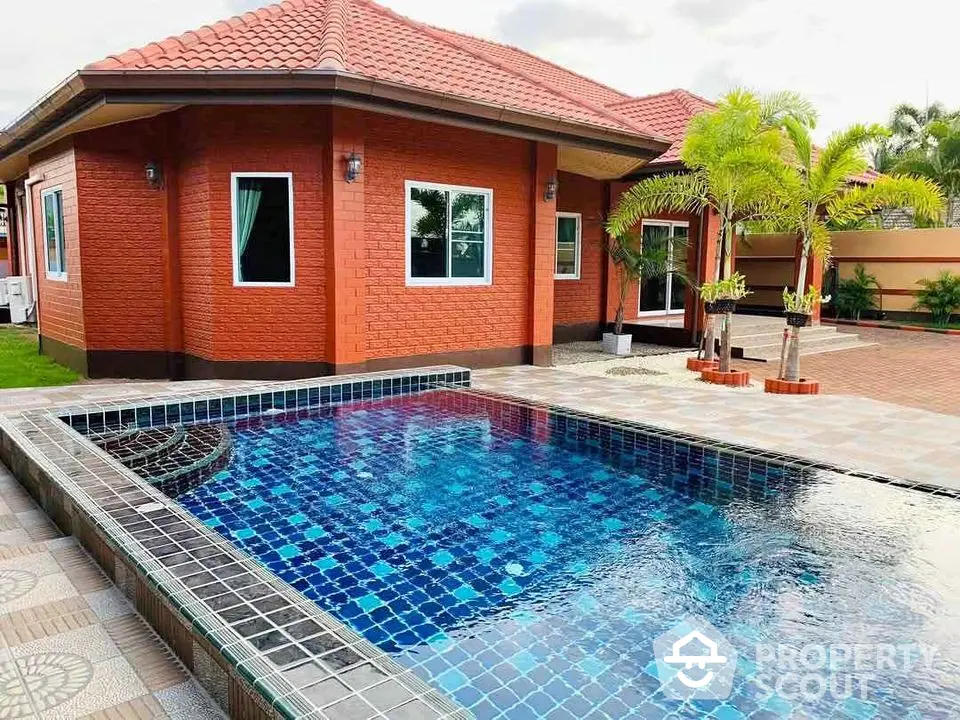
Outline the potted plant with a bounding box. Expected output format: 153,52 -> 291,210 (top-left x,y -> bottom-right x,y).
696,273 -> 753,385
603,230 -> 679,356
767,285 -> 830,393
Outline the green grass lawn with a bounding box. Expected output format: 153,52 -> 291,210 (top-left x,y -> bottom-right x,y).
0,326 -> 80,388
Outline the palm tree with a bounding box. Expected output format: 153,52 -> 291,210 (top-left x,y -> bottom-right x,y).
892,118 -> 960,223
607,89 -> 816,373
607,229 -> 687,337
873,103 -> 959,173
775,120 -> 944,381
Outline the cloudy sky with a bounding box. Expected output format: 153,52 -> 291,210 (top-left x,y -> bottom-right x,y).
2,0 -> 957,141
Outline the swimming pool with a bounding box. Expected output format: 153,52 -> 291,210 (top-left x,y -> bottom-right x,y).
105,387 -> 960,719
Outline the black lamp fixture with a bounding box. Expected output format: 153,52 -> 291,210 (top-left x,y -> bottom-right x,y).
544,175 -> 558,201
145,161 -> 163,189
345,152 -> 362,183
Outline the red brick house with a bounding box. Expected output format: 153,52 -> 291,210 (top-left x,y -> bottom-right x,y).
0,0 -> 724,379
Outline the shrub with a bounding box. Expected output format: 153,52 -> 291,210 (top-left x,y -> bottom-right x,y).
914,271 -> 960,326
835,264 -> 879,320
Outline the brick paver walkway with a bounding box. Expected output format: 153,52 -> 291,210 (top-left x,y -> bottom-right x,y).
740,326 -> 960,415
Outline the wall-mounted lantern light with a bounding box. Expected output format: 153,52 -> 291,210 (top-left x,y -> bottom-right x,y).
544,175 -> 558,201
345,152 -> 362,183
145,162 -> 163,189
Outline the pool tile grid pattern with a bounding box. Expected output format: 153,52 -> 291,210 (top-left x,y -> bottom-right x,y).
0,367 -> 473,720
438,383 -> 960,501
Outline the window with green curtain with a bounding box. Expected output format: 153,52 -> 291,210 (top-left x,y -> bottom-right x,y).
233,175 -> 292,284
42,189 -> 65,277
555,213 -> 580,278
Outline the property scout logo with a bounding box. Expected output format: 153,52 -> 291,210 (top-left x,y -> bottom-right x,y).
653,616 -> 940,704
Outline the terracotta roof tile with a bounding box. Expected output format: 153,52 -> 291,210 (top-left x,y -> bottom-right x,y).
83,0 -> 659,138
609,89 -> 716,165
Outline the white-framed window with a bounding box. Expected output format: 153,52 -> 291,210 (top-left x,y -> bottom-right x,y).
638,219 -> 689,315
554,212 -> 581,279
41,187 -> 66,280
405,180 -> 493,286
231,172 -> 295,287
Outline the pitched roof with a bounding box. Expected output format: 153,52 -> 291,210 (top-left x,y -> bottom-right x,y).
608,89 -> 716,166
86,0 -> 658,139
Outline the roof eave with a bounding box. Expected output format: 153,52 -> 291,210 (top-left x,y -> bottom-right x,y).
0,69 -> 671,166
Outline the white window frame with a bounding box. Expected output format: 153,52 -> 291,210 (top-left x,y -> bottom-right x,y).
41,186 -> 67,282
637,219 -> 689,316
231,172 -> 295,288
405,180 -> 494,287
554,212 -> 582,280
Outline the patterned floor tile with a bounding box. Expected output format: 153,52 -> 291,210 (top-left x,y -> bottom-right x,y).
101,616 -> 188,692
82,588 -> 132,622
81,694 -> 168,719
0,571 -> 78,616
152,680 -> 225,719
9,621 -> 123,664
38,655 -> 147,719
0,596 -> 98,646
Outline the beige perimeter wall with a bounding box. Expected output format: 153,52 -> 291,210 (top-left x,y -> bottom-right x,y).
737,229 -> 960,314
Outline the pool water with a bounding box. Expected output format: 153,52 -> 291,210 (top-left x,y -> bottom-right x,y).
175,389 -> 960,719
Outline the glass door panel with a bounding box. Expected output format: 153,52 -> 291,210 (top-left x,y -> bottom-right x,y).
668,225 -> 688,312
638,224 -> 670,313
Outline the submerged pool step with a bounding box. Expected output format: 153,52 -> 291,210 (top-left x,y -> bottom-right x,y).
97,424 -> 233,496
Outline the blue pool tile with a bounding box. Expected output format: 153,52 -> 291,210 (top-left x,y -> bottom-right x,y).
436,668 -> 470,693
370,561 -> 396,579
233,528 -> 256,540
245,498 -> 267,511
278,543 -> 301,559
357,593 -> 385,612
498,578 -> 522,596
453,584 -> 480,602
430,550 -> 455,568
312,556 -> 339,571
303,525 -> 327,541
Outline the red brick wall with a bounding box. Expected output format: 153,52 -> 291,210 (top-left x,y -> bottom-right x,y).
361,112 -> 534,360
554,171 -> 606,329
29,144 -> 85,349
74,118 -> 167,351
178,106 -> 329,362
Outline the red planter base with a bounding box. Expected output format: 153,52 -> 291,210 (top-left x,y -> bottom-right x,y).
686,358 -> 720,372
700,369 -> 751,387
764,377 -> 821,395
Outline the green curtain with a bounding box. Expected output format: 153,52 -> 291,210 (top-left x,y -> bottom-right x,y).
236,180 -> 262,281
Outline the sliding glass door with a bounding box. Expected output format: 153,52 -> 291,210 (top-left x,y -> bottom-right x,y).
638,220 -> 688,315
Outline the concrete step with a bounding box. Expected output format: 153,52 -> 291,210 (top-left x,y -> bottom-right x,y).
736,334 -> 874,362
732,326 -> 839,344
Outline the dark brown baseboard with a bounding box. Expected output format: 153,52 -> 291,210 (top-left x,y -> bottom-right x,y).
38,335 -> 88,376
41,339 -> 531,381
553,322 -> 602,343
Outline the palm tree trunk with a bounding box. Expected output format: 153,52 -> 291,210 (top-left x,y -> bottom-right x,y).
784,326 -> 801,381
703,315 -> 716,362
718,218 -> 734,373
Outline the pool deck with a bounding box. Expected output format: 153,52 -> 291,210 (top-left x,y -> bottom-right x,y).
471,365 -> 960,492
0,464 -> 224,719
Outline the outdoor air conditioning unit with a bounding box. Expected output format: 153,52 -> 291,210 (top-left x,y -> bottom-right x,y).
6,276 -> 34,324
0,280 -> 7,308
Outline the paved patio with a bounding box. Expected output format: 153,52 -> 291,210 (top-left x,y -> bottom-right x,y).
741,325 -> 960,415
0,465 -> 223,719
472,365 -> 960,491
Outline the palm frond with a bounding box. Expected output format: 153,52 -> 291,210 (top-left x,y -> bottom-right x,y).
809,124 -> 887,202
606,172 -> 709,237
782,116 -> 812,173
826,174 -> 945,225
757,91 -> 818,130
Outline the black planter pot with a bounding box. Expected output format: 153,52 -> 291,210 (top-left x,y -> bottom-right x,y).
785,311 -> 810,328
706,298 -> 737,315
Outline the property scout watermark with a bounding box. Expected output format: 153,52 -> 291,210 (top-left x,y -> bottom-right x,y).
652,615 -> 939,703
